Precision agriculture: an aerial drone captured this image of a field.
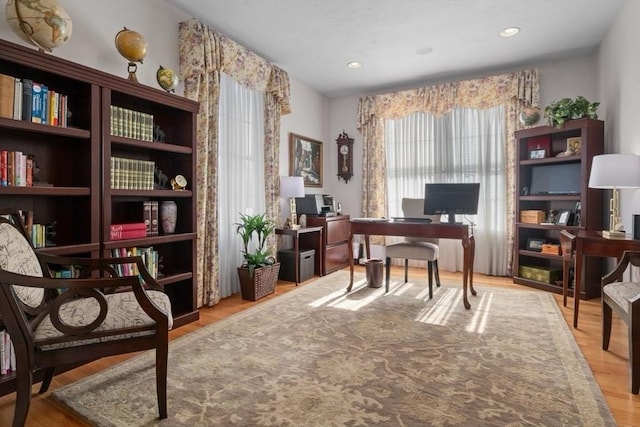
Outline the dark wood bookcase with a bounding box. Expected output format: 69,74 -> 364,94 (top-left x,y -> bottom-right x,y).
0,39 -> 199,395
513,118 -> 604,299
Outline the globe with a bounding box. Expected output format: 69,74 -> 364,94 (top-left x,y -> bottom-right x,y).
519,106 -> 541,127
115,27 -> 147,63
5,0 -> 73,52
156,66 -> 179,93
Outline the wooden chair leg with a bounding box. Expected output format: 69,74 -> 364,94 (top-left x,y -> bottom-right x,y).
385,257 -> 391,293
434,260 -> 441,287
13,361 -> 33,427
427,261 -> 433,299
404,259 -> 409,283
603,300 -> 612,351
630,305 -> 640,394
38,367 -> 55,394
156,332 -> 169,419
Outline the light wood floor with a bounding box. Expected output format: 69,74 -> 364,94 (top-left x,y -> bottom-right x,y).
1,266 -> 639,426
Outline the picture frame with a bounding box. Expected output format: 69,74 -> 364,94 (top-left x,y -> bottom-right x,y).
556,209 -> 570,225
526,237 -> 545,252
572,202 -> 582,227
289,133 -> 323,187
529,148 -> 547,159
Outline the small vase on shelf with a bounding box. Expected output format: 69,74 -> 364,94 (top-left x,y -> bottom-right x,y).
160,201 -> 177,234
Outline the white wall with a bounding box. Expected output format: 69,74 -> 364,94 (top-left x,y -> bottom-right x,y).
597,0 -> 640,235
0,0 -> 190,94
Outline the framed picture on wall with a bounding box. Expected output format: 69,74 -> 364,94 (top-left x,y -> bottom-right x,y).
289,133 -> 323,187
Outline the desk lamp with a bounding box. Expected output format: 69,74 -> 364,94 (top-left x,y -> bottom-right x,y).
280,176 -> 305,229
588,154 -> 640,238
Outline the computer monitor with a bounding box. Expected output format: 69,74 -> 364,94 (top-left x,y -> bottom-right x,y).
424,183 -> 480,224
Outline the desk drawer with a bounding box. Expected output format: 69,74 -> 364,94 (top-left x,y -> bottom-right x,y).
325,243 -> 350,274
326,218 -> 350,245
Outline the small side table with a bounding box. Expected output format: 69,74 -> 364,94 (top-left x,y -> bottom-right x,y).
276,226 -> 323,285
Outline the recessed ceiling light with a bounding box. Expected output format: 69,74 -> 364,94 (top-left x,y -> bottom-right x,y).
500,27 -> 520,37
347,61 -> 362,69
415,46 -> 433,55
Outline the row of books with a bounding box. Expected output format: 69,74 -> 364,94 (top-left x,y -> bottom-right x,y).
0,72 -> 69,126
0,330 -> 16,376
110,246 -> 160,279
18,210 -> 52,248
110,105 -> 154,142
110,157 -> 155,190
0,150 -> 34,187
110,201 -> 160,240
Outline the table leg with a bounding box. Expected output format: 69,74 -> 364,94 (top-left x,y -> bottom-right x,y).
294,235 -> 299,286
347,230 -> 354,292
469,235 -> 476,296
573,239 -> 584,328
462,235 -> 472,309
318,229 -> 324,276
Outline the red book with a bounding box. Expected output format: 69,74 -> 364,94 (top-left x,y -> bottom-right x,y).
110,222 -> 147,232
110,228 -> 147,240
0,150 -> 7,186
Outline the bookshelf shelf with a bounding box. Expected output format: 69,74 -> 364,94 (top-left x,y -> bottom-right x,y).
0,38 -> 200,394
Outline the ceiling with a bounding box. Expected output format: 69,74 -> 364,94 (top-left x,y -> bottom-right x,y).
166,0 -> 624,98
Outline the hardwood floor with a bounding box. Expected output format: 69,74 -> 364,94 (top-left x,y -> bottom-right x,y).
1,266 -> 639,426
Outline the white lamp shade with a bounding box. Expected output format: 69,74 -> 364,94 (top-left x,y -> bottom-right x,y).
280,176 -> 305,198
588,154 -> 640,189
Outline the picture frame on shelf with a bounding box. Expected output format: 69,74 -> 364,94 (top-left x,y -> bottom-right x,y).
572,202 -> 582,226
556,209 -> 570,226
529,148 -> 547,159
289,133 -> 323,188
526,237 -> 545,252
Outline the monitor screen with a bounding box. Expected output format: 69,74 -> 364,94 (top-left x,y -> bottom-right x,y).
424,183 -> 480,224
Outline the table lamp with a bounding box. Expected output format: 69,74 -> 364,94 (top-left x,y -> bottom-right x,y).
280,176 -> 305,229
588,153 -> 640,238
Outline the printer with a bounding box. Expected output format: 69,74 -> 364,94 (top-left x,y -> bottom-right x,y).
295,194 -> 336,216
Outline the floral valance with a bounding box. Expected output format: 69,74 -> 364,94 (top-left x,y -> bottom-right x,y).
179,19 -> 291,114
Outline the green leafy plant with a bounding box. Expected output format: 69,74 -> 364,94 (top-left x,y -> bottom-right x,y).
234,212 -> 277,277
544,96 -> 599,128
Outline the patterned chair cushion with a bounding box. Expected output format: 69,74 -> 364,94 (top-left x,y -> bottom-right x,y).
36,290 -> 173,350
0,221 -> 45,308
603,282 -> 640,314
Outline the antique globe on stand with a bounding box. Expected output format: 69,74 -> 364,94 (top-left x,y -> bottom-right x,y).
5,0 -> 73,52
115,27 -> 147,82
156,66 -> 179,93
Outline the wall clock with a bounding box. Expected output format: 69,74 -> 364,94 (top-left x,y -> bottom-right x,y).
336,132 -> 354,183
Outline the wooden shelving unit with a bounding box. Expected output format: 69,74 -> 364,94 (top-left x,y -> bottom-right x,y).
0,38 -> 199,395
513,118 -> 604,299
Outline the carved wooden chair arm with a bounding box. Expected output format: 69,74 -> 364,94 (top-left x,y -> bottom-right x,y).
602,251 -> 640,285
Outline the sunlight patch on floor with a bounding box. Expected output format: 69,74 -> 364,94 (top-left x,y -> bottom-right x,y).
466,291 -> 493,333
308,279 -> 389,311
415,288 -> 461,325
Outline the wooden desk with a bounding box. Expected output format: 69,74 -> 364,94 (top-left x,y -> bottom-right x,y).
276,226 -> 323,285
347,219 -> 476,309
573,230 -> 640,328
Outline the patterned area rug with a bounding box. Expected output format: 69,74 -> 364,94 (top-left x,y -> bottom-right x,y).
51,271 -> 615,426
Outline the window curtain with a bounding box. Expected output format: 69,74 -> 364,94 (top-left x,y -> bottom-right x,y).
179,19 -> 291,306
217,72 -> 265,297
385,106 -> 507,275
358,70 -> 539,276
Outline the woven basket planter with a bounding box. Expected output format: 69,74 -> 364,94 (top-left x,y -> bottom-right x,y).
237,262 -> 280,301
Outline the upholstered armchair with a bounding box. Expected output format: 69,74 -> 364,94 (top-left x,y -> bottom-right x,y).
0,208 -> 172,426
601,250 -> 640,395
384,198 -> 441,297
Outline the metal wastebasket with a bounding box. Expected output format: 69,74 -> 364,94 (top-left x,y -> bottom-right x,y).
365,258 -> 384,288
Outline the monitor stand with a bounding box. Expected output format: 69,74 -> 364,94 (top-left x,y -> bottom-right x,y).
446,211 -> 463,225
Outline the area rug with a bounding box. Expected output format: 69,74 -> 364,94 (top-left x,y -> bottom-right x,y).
51,271 -> 615,426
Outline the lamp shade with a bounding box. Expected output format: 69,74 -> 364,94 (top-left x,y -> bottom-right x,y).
588,154 -> 640,189
280,176 -> 305,198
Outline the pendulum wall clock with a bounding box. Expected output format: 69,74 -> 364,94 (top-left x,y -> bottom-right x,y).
336,132 -> 354,183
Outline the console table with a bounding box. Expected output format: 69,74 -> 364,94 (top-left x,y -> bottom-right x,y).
573,230 -> 640,328
347,219 -> 476,309
276,226 -> 323,285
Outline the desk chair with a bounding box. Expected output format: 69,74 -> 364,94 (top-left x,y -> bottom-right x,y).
560,230 -> 576,307
384,198 -> 440,298
0,208 -> 172,426
601,250 -> 640,394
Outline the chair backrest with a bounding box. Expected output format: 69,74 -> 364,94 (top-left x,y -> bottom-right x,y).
0,214 -> 46,310
402,198 -> 440,244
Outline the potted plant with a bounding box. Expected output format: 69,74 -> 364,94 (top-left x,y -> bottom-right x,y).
235,212 -> 280,301
544,96 -> 599,128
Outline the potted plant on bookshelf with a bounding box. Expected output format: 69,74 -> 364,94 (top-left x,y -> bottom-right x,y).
235,212 -> 280,301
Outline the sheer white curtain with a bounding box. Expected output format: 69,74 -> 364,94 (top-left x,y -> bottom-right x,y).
217,72 -> 265,298
385,105 -> 507,275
